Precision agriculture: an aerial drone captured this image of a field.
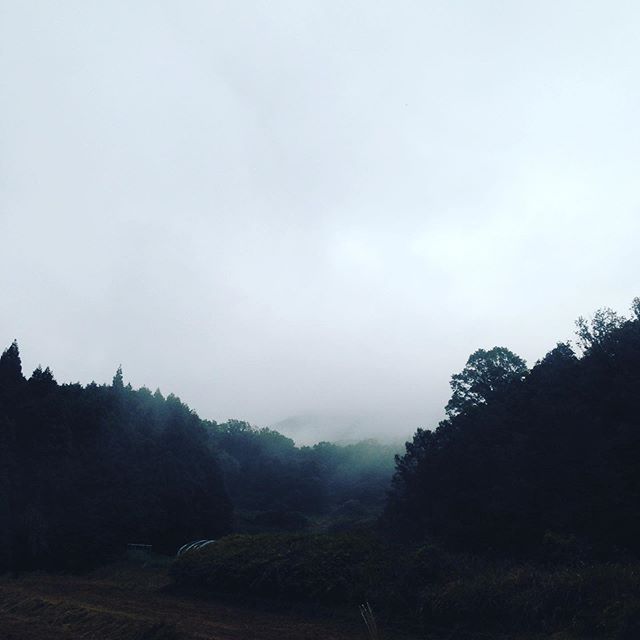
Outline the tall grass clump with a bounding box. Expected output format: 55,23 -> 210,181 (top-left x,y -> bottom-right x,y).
171,532 -> 395,606
172,533 -> 640,638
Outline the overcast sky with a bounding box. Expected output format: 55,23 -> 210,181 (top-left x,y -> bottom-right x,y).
1,1 -> 639,443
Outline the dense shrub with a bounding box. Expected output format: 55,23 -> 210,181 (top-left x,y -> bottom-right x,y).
236,509 -> 311,533
172,532 -> 640,638
171,533 -> 396,605
420,562 -> 640,638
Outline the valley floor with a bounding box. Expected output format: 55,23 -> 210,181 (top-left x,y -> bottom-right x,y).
0,562 -> 568,640
0,563 -> 394,640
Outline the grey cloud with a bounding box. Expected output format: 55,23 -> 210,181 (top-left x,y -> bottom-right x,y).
1,1 -> 639,442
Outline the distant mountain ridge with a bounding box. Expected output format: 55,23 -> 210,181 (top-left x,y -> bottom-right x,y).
270,411 -> 411,446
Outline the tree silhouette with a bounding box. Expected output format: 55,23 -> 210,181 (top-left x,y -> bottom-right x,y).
0,340 -> 24,390
445,346 -> 528,417
575,307 -> 626,354
385,298 -> 640,555
0,345 -> 233,571
29,365 -> 56,387
112,365 -> 124,389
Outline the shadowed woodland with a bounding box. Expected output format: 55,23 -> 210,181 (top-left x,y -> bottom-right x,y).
3,298 -> 640,638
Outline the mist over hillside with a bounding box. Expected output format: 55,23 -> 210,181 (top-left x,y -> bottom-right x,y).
269,412 -> 413,446
3,1 -> 640,638
3,2 -> 640,438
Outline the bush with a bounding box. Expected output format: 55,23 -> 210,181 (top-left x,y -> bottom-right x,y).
419,562 -> 640,637
172,532 -> 640,638
236,510 -> 310,533
171,532 -> 394,605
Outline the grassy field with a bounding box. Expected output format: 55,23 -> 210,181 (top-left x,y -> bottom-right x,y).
0,564 -> 372,640
0,561 -> 428,640
0,561 -> 562,640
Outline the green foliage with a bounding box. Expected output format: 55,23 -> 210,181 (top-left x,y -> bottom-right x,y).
171,532 -> 395,605
206,421 -> 398,525
112,365 -> 124,389
418,560 -> 640,637
172,531 -> 640,638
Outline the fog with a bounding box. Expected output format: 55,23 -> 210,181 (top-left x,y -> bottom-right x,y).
1,1 -> 639,443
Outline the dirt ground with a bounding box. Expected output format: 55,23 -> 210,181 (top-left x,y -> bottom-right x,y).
0,564 -> 395,640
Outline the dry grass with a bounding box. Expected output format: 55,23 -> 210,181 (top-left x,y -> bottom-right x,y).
0,565 -> 380,640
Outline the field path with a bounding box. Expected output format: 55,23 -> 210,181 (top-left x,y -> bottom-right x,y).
0,565 -> 375,640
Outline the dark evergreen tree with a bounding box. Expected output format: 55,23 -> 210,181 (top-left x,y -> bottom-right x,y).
0,350 -> 233,571
112,365 -> 124,389
386,299 -> 640,556
0,340 -> 24,390
29,365 -> 57,387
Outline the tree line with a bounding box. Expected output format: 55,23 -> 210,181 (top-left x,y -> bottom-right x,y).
3,296 -> 640,571
0,343 -> 397,570
0,347 -> 232,570
206,419 -> 397,530
386,298 -> 640,557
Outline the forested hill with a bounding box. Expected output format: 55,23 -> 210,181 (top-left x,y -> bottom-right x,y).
387,298 -> 640,556
206,420 -> 398,531
6,296 -> 639,578
0,347 -> 232,570
0,342 -> 398,571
